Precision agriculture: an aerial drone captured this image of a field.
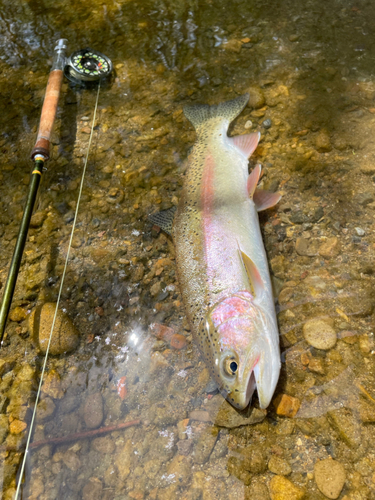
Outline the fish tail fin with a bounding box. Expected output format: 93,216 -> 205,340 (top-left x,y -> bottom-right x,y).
183,94 -> 249,130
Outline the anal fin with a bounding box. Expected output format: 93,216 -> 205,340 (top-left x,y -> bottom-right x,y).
148,206 -> 177,235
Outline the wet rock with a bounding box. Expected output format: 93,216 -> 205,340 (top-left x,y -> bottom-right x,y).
36,397 -> 56,422
269,475 -> 305,500
222,39 -> 242,52
9,419 -> 27,434
355,192 -> 374,206
359,334 -> 374,353
314,458 -> 346,499
170,333 -> 187,349
167,455 -> 192,487
30,211 -> 47,228
315,131 -> 332,152
262,118 -> 272,129
248,86 -> 265,109
8,307 -> 27,322
327,408 -> 362,449
319,237 -> 340,259
62,450 -> 81,470
177,439 -> 193,456
190,410 -> 211,422
241,445 -> 267,473
83,392 -> 104,429
82,477 -> 103,500
42,370 -> 64,399
144,458 -> 162,479
303,318 -> 337,350
273,394 -> 300,418
268,456 -> 292,476
227,456 -> 252,485
192,425 -> 219,464
295,238 -> 319,257
0,414 -> 9,444
29,303 -> 80,355
92,436 -> 115,454
245,482 -> 270,500
115,439 -> 134,481
208,396 -> 266,428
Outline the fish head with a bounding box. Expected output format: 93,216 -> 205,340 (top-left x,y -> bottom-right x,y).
201,291 -> 280,410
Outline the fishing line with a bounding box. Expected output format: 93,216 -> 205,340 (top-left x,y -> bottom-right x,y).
15,82 -> 101,499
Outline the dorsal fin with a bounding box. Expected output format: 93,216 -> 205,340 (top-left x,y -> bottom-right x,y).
253,189 -> 282,211
239,249 -> 265,299
247,164 -> 262,197
148,207 -> 177,235
230,132 -> 260,158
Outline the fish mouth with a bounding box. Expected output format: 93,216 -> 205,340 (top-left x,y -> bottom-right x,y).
224,368 -> 257,411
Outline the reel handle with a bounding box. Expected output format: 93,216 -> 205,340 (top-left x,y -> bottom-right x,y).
31,39 -> 67,161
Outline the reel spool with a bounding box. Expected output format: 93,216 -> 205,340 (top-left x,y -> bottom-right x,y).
64,48 -> 113,86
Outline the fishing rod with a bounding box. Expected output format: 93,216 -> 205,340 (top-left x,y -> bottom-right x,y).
9,41 -> 113,498
0,42 -> 112,345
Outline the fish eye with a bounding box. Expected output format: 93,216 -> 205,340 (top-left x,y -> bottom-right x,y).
224,357 -> 238,377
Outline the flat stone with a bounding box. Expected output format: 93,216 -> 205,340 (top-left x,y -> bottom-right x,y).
83,392 -> 104,429
190,410 -> 211,422
314,458 -> 346,499
327,408 -> 362,449
303,318 -> 337,350
192,426 -> 219,464
207,396 -> 266,428
269,475 -> 305,500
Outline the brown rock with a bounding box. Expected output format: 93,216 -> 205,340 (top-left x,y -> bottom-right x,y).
170,334 -> 187,349
273,394 -> 300,418
248,87 -> 266,109
42,370 -> 64,399
9,307 -> 27,322
319,237 -> 340,259
222,39 -> 242,52
10,419 -> 27,434
82,478 -> 103,500
269,475 -> 305,500
314,458 -> 346,499
295,238 -> 319,257
315,130 -> 332,152
83,392 -> 104,429
29,303 -> 80,355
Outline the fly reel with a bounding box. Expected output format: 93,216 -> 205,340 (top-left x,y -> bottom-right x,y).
64,48 -> 113,86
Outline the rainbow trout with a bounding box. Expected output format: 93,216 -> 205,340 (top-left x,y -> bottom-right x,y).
150,94 -> 281,410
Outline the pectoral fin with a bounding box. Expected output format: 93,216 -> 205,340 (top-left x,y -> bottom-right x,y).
148,206 -> 177,235
239,249 -> 265,299
253,189 -> 281,211
230,132 -> 260,158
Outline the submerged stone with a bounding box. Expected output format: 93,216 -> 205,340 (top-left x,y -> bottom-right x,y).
29,303 -> 80,355
269,475 -> 305,500
314,458 -> 346,499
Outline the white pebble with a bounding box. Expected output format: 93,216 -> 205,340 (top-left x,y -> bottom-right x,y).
244,120 -> 253,129
355,227 -> 365,236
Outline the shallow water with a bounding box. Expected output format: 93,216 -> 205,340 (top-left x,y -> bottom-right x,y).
1,0 -> 375,498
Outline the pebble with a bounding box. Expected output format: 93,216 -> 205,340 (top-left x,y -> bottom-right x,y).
29,303 -> 80,355
303,318 -> 337,350
83,392 -> 104,429
269,475 -> 305,500
314,458 -> 346,499
273,394 -> 300,418
245,482 -> 270,500
355,227 -> 365,236
8,307 -> 27,322
170,333 -> 187,349
222,39 -> 242,52
82,478 -> 103,500
247,86 -> 266,109
355,191 -> 374,206
327,408 -> 361,449
262,118 -> 272,129
318,237 -> 340,259
9,419 -> 27,434
245,120 -> 253,129
41,370 -> 64,399
36,397 -> 56,422
268,456 -> 292,476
